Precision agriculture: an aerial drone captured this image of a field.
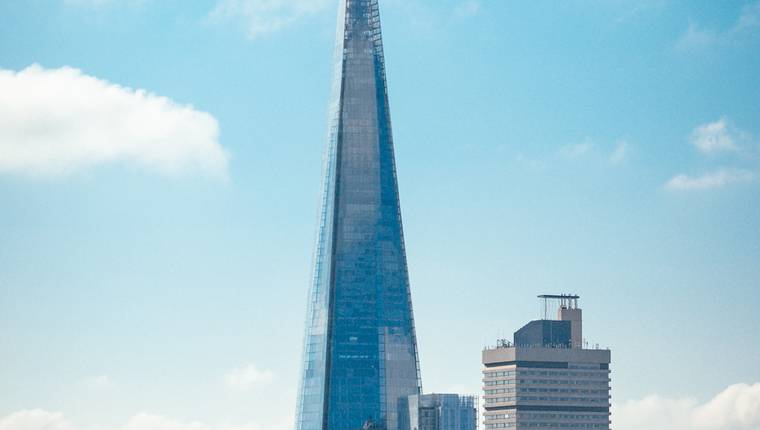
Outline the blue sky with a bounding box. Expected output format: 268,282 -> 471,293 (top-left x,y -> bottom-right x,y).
1,1 -> 760,430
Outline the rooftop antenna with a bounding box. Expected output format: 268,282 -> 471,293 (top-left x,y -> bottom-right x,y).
537,294 -> 580,320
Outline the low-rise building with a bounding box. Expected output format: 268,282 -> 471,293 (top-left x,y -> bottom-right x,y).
399,393 -> 478,430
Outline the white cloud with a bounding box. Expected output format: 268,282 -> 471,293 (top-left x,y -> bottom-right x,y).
614,383 -> 760,430
558,141 -> 594,159
224,363 -> 275,391
609,140 -> 629,164
663,118 -> 756,190
0,410 -> 75,430
694,383 -> 760,429
0,411 -> 290,430
0,65 -> 228,178
665,168 -> 754,191
122,414 -> 217,430
676,1 -> 760,51
4,384 -> 759,430
208,0 -> 330,39
691,118 -> 739,154
614,395 -> 696,430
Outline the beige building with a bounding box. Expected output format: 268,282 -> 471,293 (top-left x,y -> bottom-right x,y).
481,295 -> 611,429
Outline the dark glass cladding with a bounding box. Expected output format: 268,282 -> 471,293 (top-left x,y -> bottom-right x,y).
513,320 -> 572,349
296,1 -> 422,430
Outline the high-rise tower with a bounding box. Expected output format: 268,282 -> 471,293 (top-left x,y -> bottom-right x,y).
296,1 -> 422,430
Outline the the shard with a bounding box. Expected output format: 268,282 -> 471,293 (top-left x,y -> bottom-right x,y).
295,1 -> 422,430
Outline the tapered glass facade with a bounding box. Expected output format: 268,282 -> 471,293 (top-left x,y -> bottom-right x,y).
295,1 -> 422,430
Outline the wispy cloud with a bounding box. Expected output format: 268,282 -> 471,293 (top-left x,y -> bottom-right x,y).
676,22 -> 720,51
737,1 -> 760,33
0,65 -> 228,179
383,0 -> 438,36
609,140 -> 629,164
613,382 -> 760,430
223,363 -> 275,391
453,0 -> 481,18
664,168 -> 754,191
612,0 -> 666,24
514,154 -> 547,171
63,0 -> 147,7
83,375 -> 113,389
676,1 -> 760,51
558,140 -> 594,159
207,0 -> 329,39
517,138 -> 629,167
235,0 -> 486,39
64,0 -> 112,6
691,118 -> 739,155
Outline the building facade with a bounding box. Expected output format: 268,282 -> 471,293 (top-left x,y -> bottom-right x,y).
399,394 -> 478,430
295,1 -> 422,430
482,296 -> 611,429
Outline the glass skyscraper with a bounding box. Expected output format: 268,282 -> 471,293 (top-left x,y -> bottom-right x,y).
295,1 -> 422,430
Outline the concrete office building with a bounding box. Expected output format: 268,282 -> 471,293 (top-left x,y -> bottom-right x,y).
482,295 -> 611,429
399,394 -> 478,430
